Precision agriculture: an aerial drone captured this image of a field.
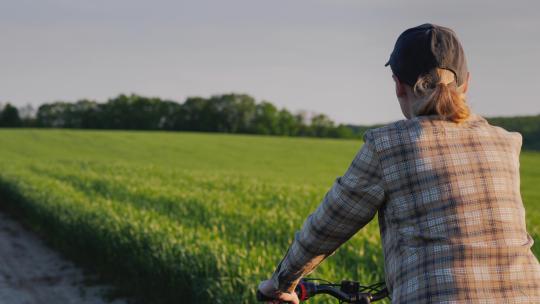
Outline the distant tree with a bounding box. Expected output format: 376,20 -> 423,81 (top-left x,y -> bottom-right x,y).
251,101 -> 279,135
72,99 -> 102,128
37,99 -> 100,128
156,100 -> 183,130
294,112 -> 312,136
36,102 -> 73,127
18,104 -> 37,127
277,108 -> 299,136
18,103 -> 36,119
233,94 -> 257,133
328,124 -> 354,138
176,97 -> 209,131
0,103 -> 22,127
97,94 -> 177,130
205,95 -> 237,132
218,94 -> 257,133
310,114 -> 334,137
182,94 -> 257,133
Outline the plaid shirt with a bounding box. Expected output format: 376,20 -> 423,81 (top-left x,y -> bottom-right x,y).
271,113 -> 540,303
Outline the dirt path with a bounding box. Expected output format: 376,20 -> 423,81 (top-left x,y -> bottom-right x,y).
0,211 -> 127,304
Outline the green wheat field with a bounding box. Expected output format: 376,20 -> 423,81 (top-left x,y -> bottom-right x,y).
0,129 -> 538,303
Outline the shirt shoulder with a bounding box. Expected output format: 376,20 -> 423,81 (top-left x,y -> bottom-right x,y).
485,121 -> 523,149
364,113 -> 522,154
362,118 -> 421,152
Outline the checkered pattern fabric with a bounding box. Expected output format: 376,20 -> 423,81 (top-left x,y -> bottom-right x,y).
271,113 -> 540,303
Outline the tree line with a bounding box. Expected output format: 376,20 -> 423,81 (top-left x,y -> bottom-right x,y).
1,93 -> 539,150
0,94 -> 361,138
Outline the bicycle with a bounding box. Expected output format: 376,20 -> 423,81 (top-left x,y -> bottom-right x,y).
257,278 -> 389,303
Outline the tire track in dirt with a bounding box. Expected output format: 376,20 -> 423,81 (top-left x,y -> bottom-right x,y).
0,211 -> 127,304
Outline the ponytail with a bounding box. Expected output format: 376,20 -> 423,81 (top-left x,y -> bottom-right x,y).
412,68 -> 470,123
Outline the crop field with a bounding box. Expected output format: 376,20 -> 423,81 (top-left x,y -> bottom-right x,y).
0,129 -> 539,303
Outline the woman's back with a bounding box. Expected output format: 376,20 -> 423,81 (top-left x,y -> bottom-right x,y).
258,24 -> 540,304
369,113 -> 540,303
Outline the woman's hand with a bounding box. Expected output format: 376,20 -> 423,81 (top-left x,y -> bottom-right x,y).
258,279 -> 300,304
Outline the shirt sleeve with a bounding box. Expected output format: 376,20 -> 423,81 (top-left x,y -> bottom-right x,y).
270,136 -> 386,293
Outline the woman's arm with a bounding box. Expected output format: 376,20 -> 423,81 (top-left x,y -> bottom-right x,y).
265,137 -> 386,295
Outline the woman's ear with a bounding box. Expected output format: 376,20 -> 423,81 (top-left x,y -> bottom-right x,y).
392,75 -> 407,97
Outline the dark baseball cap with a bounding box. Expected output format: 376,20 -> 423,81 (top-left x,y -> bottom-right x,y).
385,23 -> 468,87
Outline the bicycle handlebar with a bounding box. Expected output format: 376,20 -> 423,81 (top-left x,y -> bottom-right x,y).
256,279 -> 388,303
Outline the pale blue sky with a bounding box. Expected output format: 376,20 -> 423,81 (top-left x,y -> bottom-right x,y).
1,0 -> 539,124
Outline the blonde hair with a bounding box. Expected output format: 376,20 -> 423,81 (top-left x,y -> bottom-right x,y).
411,68 -> 470,123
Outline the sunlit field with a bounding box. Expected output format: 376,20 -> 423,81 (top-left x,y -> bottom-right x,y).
0,129 -> 538,303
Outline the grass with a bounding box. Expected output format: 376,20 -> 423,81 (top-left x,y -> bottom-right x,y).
0,129 -> 538,303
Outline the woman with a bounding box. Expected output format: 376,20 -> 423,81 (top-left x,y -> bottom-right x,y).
258,23 -> 540,303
